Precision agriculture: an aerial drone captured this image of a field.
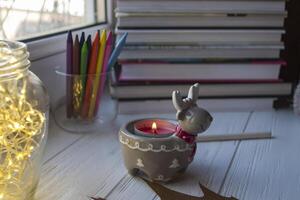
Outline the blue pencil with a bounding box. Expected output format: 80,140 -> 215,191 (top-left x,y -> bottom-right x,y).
107,32 -> 128,71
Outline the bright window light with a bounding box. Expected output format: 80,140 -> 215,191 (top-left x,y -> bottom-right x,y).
0,0 -> 106,40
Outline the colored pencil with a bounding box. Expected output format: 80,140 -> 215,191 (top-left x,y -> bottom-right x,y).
93,31 -> 113,117
73,35 -> 80,74
107,32 -> 128,71
72,35 -> 80,116
79,32 -> 85,66
65,30 -> 127,120
79,32 -> 85,50
88,30 -> 107,118
81,32 -> 100,118
66,31 -> 73,118
86,35 -> 92,67
79,40 -> 89,108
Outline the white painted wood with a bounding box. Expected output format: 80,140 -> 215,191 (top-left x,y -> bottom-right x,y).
221,111 -> 300,200
36,123 -> 127,200
106,174 -> 157,200
106,112 -> 251,199
38,111 -> 300,200
43,118 -> 84,163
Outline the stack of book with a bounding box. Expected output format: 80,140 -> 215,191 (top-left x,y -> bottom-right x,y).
112,0 -> 292,114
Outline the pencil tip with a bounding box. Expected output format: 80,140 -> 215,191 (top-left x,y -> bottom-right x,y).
100,30 -> 107,40
80,32 -> 85,39
87,35 -> 92,47
106,32 -> 113,44
94,31 -> 99,40
75,34 -> 79,43
119,32 -> 128,42
67,31 -> 73,40
119,32 -> 128,44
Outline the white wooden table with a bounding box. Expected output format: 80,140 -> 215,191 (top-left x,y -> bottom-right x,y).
36,110 -> 300,200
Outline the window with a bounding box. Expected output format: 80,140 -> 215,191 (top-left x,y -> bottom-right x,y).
0,0 -> 106,40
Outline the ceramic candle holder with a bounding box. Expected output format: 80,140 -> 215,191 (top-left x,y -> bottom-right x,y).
119,84 -> 213,182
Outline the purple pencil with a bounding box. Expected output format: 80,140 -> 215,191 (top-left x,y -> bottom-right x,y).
66,31 -> 73,118
93,31 -> 113,117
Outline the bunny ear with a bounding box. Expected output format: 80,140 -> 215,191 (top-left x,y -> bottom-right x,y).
188,83 -> 199,103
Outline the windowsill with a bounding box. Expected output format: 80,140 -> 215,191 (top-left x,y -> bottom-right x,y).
26,23 -> 109,62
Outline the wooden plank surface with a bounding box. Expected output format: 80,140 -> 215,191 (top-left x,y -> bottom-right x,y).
37,110 -> 300,200
221,110 -> 300,200
36,124 -> 126,200
43,117 -> 84,163
106,112 -> 251,200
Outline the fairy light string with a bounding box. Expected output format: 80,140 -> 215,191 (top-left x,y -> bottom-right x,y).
73,77 -> 82,114
0,78 -> 45,200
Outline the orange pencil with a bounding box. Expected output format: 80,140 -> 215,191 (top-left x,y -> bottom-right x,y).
81,32 -> 100,118
88,30 -> 107,118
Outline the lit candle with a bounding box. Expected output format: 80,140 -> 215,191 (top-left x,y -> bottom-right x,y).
152,122 -> 157,134
134,119 -> 176,137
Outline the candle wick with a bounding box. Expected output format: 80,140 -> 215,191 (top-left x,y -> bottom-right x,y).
152,128 -> 157,134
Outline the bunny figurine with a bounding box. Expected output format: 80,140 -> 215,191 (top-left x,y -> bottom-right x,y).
119,83 -> 213,182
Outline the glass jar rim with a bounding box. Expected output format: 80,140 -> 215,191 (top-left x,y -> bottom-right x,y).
0,40 -> 30,78
55,69 -> 114,77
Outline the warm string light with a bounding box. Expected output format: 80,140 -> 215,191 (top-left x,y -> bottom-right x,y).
72,77 -> 82,113
0,80 -> 45,200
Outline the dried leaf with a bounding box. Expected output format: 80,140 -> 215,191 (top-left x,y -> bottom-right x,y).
89,178 -> 237,200
89,196 -> 105,200
199,183 -> 238,200
143,178 -> 238,200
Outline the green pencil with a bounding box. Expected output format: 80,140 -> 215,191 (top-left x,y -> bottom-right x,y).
80,41 -> 89,107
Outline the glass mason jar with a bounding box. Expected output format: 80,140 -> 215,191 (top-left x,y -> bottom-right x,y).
0,41 -> 49,200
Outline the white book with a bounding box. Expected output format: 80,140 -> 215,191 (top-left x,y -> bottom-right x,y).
119,63 -> 282,81
120,45 -> 283,59
116,0 -> 286,14
110,83 -> 292,99
116,29 -> 285,45
116,13 -> 286,28
118,98 -> 276,114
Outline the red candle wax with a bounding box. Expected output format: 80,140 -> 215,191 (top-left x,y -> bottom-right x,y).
134,119 -> 176,137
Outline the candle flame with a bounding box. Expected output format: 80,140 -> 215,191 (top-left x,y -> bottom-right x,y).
152,122 -> 157,130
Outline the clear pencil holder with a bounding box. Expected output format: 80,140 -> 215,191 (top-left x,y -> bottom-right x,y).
53,69 -> 117,133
